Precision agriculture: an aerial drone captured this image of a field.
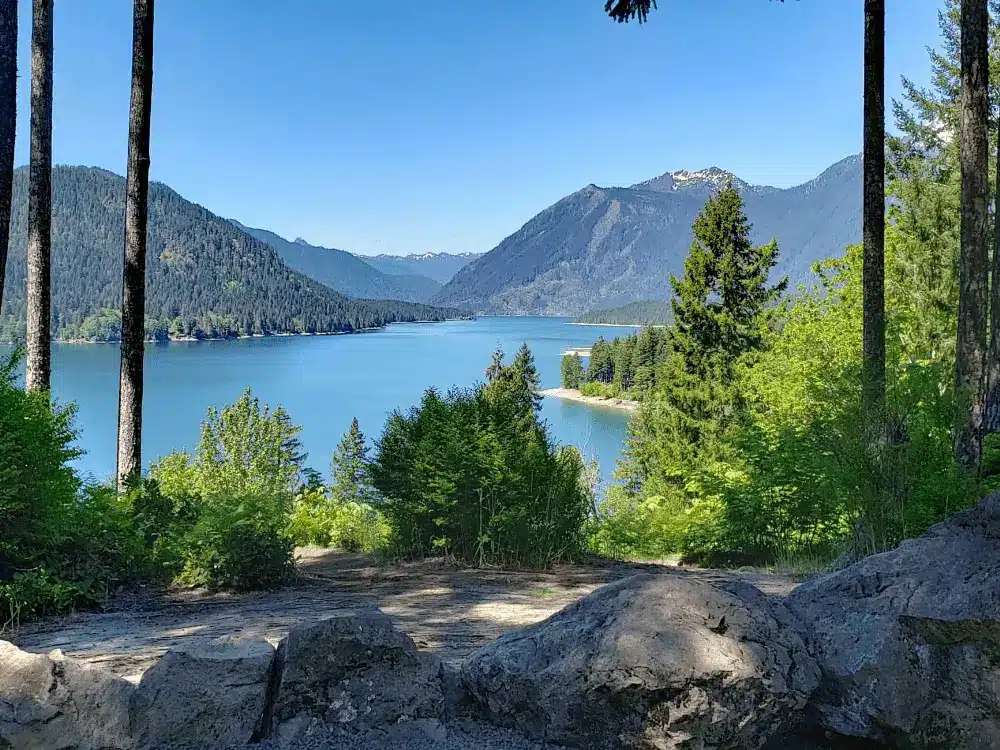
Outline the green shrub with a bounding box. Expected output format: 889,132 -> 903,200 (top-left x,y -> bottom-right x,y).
370,347 -> 590,568
0,349 -> 152,622
178,491 -> 294,590
151,389 -> 301,590
579,381 -> 612,398
288,489 -> 388,552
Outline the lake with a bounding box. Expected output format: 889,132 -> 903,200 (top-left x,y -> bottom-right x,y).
36,317 -> 633,488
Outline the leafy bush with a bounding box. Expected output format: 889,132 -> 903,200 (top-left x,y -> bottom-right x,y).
151,389 -> 301,590
370,346 -> 590,567
288,489 -> 388,552
0,350 -> 151,623
579,381 -> 612,398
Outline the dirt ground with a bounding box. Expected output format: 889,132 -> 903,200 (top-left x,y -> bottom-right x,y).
8,549 -> 799,684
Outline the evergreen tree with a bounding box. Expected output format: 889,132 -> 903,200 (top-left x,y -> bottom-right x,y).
483,344 -> 542,420
512,343 -> 542,413
622,186 -> 785,491
669,184 -> 786,379
561,353 -> 585,388
587,336 -> 615,383
331,417 -> 371,504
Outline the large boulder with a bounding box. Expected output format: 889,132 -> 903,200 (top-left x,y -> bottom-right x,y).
130,635 -> 277,749
788,493 -> 1000,748
461,572 -> 819,750
271,610 -> 445,741
0,641 -> 134,750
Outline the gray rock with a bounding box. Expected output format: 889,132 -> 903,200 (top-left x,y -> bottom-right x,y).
272,610 -> 444,739
461,572 -> 819,750
130,634 -> 276,749
788,493 -> 1000,748
0,641 -> 134,750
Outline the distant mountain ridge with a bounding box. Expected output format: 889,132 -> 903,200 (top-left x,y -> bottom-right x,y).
233,224 -> 443,303
232,225 -> 481,301
433,155 -> 862,315
0,167 -> 461,341
362,251 -> 482,285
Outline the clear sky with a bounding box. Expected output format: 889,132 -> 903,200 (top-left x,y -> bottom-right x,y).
14,0 -> 943,256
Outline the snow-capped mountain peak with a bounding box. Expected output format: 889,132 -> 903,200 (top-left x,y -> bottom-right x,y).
631,166 -> 758,194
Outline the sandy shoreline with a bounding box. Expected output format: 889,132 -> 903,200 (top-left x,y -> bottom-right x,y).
540,387 -> 639,412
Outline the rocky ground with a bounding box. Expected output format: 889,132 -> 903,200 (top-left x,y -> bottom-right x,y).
9,549 -> 797,684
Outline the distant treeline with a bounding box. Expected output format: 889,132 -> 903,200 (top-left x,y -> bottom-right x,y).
575,299 -> 672,326
561,326 -> 671,399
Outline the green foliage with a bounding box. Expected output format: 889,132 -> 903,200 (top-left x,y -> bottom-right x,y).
150,390 -> 301,590
332,418 -> 372,504
369,347 -> 590,567
288,488 -> 388,552
618,185 -> 786,498
0,350 -> 149,622
288,419 -> 387,552
561,352 -> 585,388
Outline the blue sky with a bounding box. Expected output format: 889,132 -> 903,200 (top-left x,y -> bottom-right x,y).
14,0 -> 943,256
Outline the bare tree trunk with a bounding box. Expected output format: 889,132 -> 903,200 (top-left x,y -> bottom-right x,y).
116,0 -> 154,490
0,0 -> 16,314
985,108 -> 1000,434
25,0 -> 52,392
955,0 -> 990,472
862,0 -> 886,437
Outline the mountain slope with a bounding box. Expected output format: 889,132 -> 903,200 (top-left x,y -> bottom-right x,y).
234,224 -> 443,303
0,167 -> 460,341
434,155 -> 861,315
363,252 -> 482,284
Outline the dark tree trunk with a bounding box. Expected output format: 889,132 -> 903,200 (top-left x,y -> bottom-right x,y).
955,0 -> 990,472
0,0 -> 16,314
116,0 -> 154,490
985,107 -> 1000,434
861,0 -> 886,438
25,0 -> 52,392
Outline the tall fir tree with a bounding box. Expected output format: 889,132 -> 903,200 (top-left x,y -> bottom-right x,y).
331,417 -> 370,504
621,185 -> 785,492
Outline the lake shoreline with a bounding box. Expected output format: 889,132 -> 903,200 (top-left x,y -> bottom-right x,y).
10,317 -> 473,345
569,322 -> 643,328
541,387 -> 639,412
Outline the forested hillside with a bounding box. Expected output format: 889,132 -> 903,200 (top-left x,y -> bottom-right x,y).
0,167 -> 461,341
434,155 -> 861,315
234,223 -> 443,303
575,300 -> 672,326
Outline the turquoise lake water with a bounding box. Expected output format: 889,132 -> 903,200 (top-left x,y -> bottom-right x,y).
36,317 -> 633,488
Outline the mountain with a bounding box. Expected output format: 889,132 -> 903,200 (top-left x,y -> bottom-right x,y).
0,167 -> 462,342
233,224 -> 443,303
575,300 -> 672,326
363,252 -> 482,284
433,155 -> 862,315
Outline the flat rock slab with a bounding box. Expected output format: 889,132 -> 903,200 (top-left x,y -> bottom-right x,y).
462,572 -> 819,750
